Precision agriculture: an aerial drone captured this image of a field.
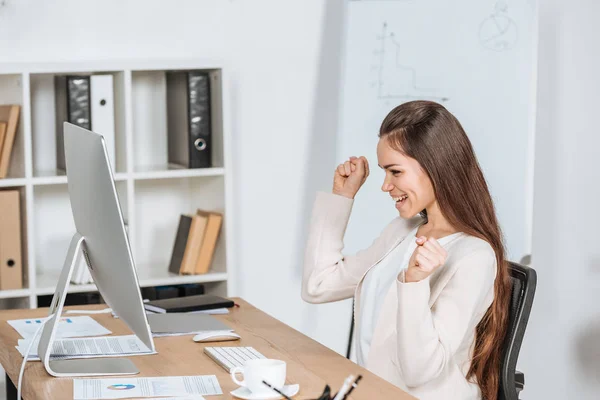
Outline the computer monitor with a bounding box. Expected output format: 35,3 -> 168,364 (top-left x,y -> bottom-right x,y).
37,122 -> 155,377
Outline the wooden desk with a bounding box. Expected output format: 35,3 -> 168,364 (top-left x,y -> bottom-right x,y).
0,298 -> 415,399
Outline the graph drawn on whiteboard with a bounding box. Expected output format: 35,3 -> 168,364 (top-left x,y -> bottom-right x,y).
371,22 -> 449,103
478,1 -> 518,51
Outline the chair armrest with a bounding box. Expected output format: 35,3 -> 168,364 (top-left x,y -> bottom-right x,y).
515,370 -> 525,392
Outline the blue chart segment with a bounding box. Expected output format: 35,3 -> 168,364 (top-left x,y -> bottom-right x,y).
107,384 -> 136,391
25,318 -> 72,324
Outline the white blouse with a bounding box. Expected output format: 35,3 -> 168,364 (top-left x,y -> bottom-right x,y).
357,227 -> 460,366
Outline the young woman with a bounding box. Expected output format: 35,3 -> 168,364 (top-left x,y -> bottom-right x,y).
302,101 -> 510,400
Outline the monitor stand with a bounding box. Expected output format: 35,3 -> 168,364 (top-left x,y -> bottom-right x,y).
36,232 -> 139,377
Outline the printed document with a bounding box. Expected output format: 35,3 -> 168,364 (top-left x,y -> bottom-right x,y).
73,375 -> 221,399
8,316 -> 111,339
17,335 -> 155,360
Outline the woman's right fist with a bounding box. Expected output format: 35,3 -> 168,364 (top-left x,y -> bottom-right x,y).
332,156 -> 370,199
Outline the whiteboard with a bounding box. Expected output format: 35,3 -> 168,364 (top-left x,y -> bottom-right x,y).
338,0 -> 538,262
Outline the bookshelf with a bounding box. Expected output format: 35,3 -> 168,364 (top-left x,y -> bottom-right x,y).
0,61 -> 234,309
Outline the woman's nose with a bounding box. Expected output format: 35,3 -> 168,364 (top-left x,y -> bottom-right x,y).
381,179 -> 393,192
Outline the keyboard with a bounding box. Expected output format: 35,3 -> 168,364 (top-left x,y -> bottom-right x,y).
204,346 -> 267,372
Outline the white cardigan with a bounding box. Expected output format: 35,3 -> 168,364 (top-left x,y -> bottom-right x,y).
302,192 -> 497,400
358,226 -> 462,367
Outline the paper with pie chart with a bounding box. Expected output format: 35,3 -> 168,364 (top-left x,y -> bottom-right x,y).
73,375 -> 220,399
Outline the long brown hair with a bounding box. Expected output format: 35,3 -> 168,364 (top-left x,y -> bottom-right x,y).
379,100 -> 511,400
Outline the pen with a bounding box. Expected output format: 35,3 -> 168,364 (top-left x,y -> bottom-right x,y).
341,375 -> 362,400
332,374 -> 354,400
262,380 -> 293,400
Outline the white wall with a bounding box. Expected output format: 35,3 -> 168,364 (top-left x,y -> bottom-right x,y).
519,0 -> 600,398
0,0 -> 353,355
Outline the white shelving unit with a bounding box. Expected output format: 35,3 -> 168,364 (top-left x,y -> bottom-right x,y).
0,60 -> 234,309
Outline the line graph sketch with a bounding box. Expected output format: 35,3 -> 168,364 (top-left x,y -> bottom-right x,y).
370,22 -> 449,103
479,1 -> 518,51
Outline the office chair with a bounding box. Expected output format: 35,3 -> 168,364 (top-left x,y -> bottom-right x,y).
499,261 -> 537,400
345,261 -> 537,400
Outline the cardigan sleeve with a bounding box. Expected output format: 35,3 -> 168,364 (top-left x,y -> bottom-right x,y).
301,191 -> 409,304
394,246 -> 497,387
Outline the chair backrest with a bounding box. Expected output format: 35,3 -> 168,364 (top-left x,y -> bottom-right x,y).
498,261 -> 537,400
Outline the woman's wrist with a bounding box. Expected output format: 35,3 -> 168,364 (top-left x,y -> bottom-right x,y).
332,190 -> 355,199
404,269 -> 423,283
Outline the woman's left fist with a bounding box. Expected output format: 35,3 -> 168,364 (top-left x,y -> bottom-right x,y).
404,236 -> 448,283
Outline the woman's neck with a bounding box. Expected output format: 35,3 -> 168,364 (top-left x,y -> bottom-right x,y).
417,200 -> 457,238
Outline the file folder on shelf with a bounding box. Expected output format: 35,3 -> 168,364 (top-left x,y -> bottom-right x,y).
55,75 -> 116,172
0,190 -> 23,290
194,210 -> 222,275
168,213 -> 208,275
90,75 -> 116,172
55,75 -> 91,171
0,105 -> 21,179
166,70 -> 212,169
0,122 -> 7,158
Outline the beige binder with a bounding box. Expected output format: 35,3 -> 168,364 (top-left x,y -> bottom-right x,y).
0,190 -> 23,290
0,122 -> 7,158
0,105 -> 21,179
194,210 -> 223,274
179,213 -> 208,275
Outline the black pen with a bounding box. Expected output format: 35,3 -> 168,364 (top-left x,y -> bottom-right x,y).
341,374 -> 362,400
262,380 -> 293,400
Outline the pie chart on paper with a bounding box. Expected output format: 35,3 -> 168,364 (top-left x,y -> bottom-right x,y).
107,384 -> 136,390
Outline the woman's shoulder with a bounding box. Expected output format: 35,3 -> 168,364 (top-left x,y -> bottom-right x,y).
434,234 -> 497,288
447,233 -> 496,265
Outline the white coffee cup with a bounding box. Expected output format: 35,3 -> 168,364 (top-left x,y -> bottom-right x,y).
230,359 -> 286,396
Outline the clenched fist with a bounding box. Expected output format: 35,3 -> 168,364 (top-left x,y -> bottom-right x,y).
332,156 -> 370,199
404,236 -> 448,283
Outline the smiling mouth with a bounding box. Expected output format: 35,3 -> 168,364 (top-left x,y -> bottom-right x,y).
392,194 -> 408,208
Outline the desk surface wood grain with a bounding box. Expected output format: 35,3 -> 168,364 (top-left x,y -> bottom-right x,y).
0,297 -> 415,399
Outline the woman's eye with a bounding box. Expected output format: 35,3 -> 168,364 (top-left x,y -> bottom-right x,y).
391,170 -> 401,176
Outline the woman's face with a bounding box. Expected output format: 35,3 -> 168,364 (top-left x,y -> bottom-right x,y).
376,137 -> 436,218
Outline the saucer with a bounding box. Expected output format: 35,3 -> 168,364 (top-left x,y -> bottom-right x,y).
230,384 -> 300,399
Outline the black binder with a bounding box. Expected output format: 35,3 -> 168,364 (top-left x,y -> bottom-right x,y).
167,214 -> 193,275
166,70 -> 212,168
55,75 -> 92,171
144,294 -> 234,313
